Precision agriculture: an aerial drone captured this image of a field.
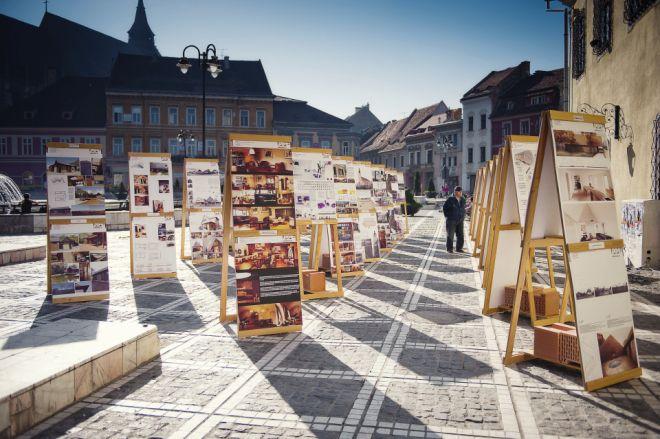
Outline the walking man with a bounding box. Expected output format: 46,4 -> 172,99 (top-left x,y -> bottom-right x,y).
442,186 -> 466,253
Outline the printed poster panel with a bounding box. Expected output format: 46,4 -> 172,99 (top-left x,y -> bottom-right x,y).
188,211 -> 223,263
128,154 -> 174,214
131,214 -> 177,276
292,149 -> 336,221
185,160 -> 222,208
549,112 -> 640,388
49,221 -> 109,297
230,142 -> 295,231
372,167 -> 389,207
509,138 -> 538,226
46,146 -> 105,219
396,171 -> 406,203
355,162 -> 376,211
333,157 -> 359,215
376,207 -> 393,249
358,211 -> 381,260
235,235 -> 302,334
389,205 -> 405,241
385,170 -> 398,204
568,248 -> 639,383
321,219 -> 365,274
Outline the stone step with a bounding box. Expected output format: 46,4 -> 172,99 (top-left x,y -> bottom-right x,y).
0,318 -> 159,438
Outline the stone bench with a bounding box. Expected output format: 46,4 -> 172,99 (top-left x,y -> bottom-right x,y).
0,246 -> 46,267
0,319 -> 160,438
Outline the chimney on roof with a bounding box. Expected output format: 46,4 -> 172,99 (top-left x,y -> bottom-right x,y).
128,0 -> 160,56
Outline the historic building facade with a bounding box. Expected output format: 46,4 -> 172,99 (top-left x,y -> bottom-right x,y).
567,0 -> 659,200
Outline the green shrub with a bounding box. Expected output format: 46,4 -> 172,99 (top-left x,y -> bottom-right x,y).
405,189 -> 422,216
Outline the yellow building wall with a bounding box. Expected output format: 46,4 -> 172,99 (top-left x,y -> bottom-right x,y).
571,1 -> 659,201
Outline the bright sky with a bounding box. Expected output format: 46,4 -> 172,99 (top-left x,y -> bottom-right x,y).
1,0 -> 565,122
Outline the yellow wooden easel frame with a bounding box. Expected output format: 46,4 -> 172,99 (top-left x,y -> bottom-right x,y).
472,160 -> 493,258
477,154 -> 500,270
469,167 -> 484,241
179,158 -> 223,264
46,142 -> 110,304
502,110 -> 642,391
219,134 -> 304,339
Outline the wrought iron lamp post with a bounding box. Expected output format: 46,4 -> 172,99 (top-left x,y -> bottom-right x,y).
176,44 -> 228,157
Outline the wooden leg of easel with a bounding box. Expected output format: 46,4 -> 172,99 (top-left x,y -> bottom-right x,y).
526,263 -> 538,325
129,215 -> 134,276
546,246 -> 555,289
332,224 -> 343,296
559,244 -> 574,323
504,250 -> 529,365
313,224 -> 323,271
180,175 -> 188,261
296,229 -> 305,300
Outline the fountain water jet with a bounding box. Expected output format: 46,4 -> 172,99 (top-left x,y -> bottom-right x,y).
0,174 -> 23,210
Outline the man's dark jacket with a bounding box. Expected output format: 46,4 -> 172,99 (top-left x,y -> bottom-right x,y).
443,196 -> 466,222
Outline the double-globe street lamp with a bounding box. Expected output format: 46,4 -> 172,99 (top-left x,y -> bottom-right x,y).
176,44 -> 228,157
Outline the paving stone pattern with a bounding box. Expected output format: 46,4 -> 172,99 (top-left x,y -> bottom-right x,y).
0,207 -> 658,438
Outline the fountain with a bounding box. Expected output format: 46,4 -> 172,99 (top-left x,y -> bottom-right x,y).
0,173 -> 23,212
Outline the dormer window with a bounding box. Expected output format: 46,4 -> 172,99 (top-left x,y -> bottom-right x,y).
62,111 -> 73,120
531,95 -> 545,105
23,110 -> 35,120
506,101 -> 514,110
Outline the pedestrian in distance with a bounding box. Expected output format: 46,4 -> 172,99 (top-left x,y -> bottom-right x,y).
442,186 -> 466,253
20,193 -> 32,214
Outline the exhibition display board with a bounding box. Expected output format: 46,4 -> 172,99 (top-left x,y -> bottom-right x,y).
504,110 -> 642,391
355,161 -> 381,262
386,169 -> 404,242
321,156 -> 364,276
473,160 -> 493,258
221,134 -> 303,337
482,136 -> 551,317
469,167 -> 485,249
373,165 -> 394,252
180,159 -> 223,264
128,152 -> 176,279
291,147 -> 343,300
479,153 -> 501,271
396,170 -> 409,234
46,142 -> 109,303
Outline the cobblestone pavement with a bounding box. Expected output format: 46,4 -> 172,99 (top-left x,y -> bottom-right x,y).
0,207 -> 658,438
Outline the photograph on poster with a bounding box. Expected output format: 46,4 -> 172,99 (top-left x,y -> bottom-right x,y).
158,180 -> 170,193
231,147 -> 293,175
233,206 -> 295,231
238,301 -> 302,331
188,210 -> 222,261
558,168 -> 615,202
333,162 -> 355,183
513,148 -> 536,181
47,149 -> 105,218
234,240 -> 298,271
294,185 -> 336,220
597,326 -> 639,377
562,202 -> 620,244
231,175 -> 294,206
150,161 -> 169,175
553,129 -> 607,159
356,170 -> 373,190
621,201 -> 644,266
129,155 -> 174,214
358,212 -> 381,260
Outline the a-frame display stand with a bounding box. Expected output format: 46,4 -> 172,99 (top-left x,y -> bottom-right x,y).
472,160 -> 493,259
297,219 -> 344,301
469,167 -> 484,241
503,111 -> 642,391
478,154 -> 501,270
481,137 -> 573,326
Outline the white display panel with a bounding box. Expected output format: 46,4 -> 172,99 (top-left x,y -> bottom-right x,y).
128,154 -> 174,214
131,214 -> 177,276
292,149 -> 336,221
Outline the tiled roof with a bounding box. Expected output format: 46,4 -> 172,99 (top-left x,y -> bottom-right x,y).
108,54 -> 273,98
491,68 -> 563,118
461,61 -> 530,101
274,98 -> 352,128
361,101 -> 448,154
345,104 -> 383,134
0,76 -> 107,127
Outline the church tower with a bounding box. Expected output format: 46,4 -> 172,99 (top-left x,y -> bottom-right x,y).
127,0 -> 160,56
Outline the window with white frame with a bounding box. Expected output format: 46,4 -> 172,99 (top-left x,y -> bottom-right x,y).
131,137 -> 142,152
480,145 -> 486,162
502,121 -> 512,137
506,101 -> 514,110
480,113 -> 487,130
149,106 -> 160,125
342,141 -> 351,156
205,108 -> 216,126
520,119 -> 530,135
131,106 -> 142,124
400,155 -> 404,167
320,139 -> 331,148
467,147 -> 473,163
168,107 -> 178,125
112,105 -> 123,124
186,107 -> 196,126
240,109 -> 249,127
149,138 -> 161,153
416,150 -> 421,165
0,137 -> 8,155
300,138 -> 311,147
426,149 -> 433,164
393,156 -> 397,168
205,139 -> 217,157
21,137 -> 33,155
112,137 -> 124,156
256,109 -> 266,128
531,95 -> 545,105
222,109 -> 232,126
409,152 -> 414,165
